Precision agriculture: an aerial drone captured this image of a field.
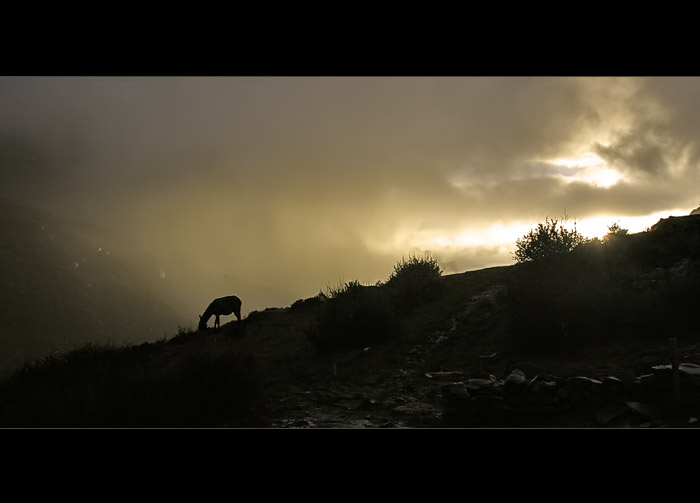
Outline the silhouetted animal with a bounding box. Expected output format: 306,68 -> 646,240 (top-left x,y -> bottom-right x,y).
199,295 -> 242,331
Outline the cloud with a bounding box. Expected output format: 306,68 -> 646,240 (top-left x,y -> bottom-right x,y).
2,76 -> 700,315
584,78 -> 700,183
0,77 -> 603,190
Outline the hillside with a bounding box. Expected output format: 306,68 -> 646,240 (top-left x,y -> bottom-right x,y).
1,214 -> 700,427
0,200 -> 185,375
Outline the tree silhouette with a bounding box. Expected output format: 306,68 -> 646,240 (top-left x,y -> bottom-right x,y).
513,217 -> 587,263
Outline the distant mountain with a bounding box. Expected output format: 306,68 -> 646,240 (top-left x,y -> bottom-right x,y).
0,199 -> 185,374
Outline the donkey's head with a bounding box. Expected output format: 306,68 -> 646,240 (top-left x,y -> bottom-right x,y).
198,314 -> 207,331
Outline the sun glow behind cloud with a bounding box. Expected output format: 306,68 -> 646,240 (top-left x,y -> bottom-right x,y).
400,148 -> 632,259
548,150 -> 623,188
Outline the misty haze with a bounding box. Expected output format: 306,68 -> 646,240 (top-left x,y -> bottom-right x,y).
2,76 -> 700,428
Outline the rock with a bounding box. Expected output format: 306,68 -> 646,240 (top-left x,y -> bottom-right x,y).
566,376 -> 603,394
393,403 -> 435,415
442,383 -> 471,404
491,380 -> 505,396
526,374 -> 540,391
652,363 -> 700,389
504,369 -> 528,395
465,378 -> 497,394
508,369 -> 527,380
651,362 -> 700,376
510,361 -> 537,377
426,371 -> 465,381
651,364 -> 672,377
679,363 -> 700,377
602,375 -> 622,385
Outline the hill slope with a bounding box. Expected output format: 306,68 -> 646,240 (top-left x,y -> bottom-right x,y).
0,200 -> 185,374
2,214 -> 700,427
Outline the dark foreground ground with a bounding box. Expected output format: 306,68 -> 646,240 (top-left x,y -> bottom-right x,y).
186,267 -> 700,429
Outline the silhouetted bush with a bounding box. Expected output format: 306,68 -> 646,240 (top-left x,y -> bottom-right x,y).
513,217 -> 587,264
604,222 -> 629,242
505,248 -> 617,351
306,281 -> 401,351
386,253 -> 445,312
505,228 -> 700,352
0,343 -> 263,427
326,279 -> 365,299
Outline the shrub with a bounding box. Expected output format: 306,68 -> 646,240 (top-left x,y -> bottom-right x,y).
505,233 -> 700,352
603,222 -> 629,243
306,281 -> 401,351
386,253 -> 444,311
505,246 -> 618,352
513,217 -> 587,264
387,253 -> 443,284
326,279 -> 365,299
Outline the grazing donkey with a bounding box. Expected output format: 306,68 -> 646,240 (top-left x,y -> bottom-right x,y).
198,295 -> 242,331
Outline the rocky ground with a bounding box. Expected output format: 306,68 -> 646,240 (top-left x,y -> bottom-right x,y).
258,336 -> 700,429
223,279 -> 700,429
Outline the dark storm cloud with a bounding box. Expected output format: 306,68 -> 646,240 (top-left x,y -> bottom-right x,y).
592,124 -> 673,179
588,77 -> 700,182
0,77 -> 599,190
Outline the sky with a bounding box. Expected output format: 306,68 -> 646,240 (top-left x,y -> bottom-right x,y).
1,76 -> 699,319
